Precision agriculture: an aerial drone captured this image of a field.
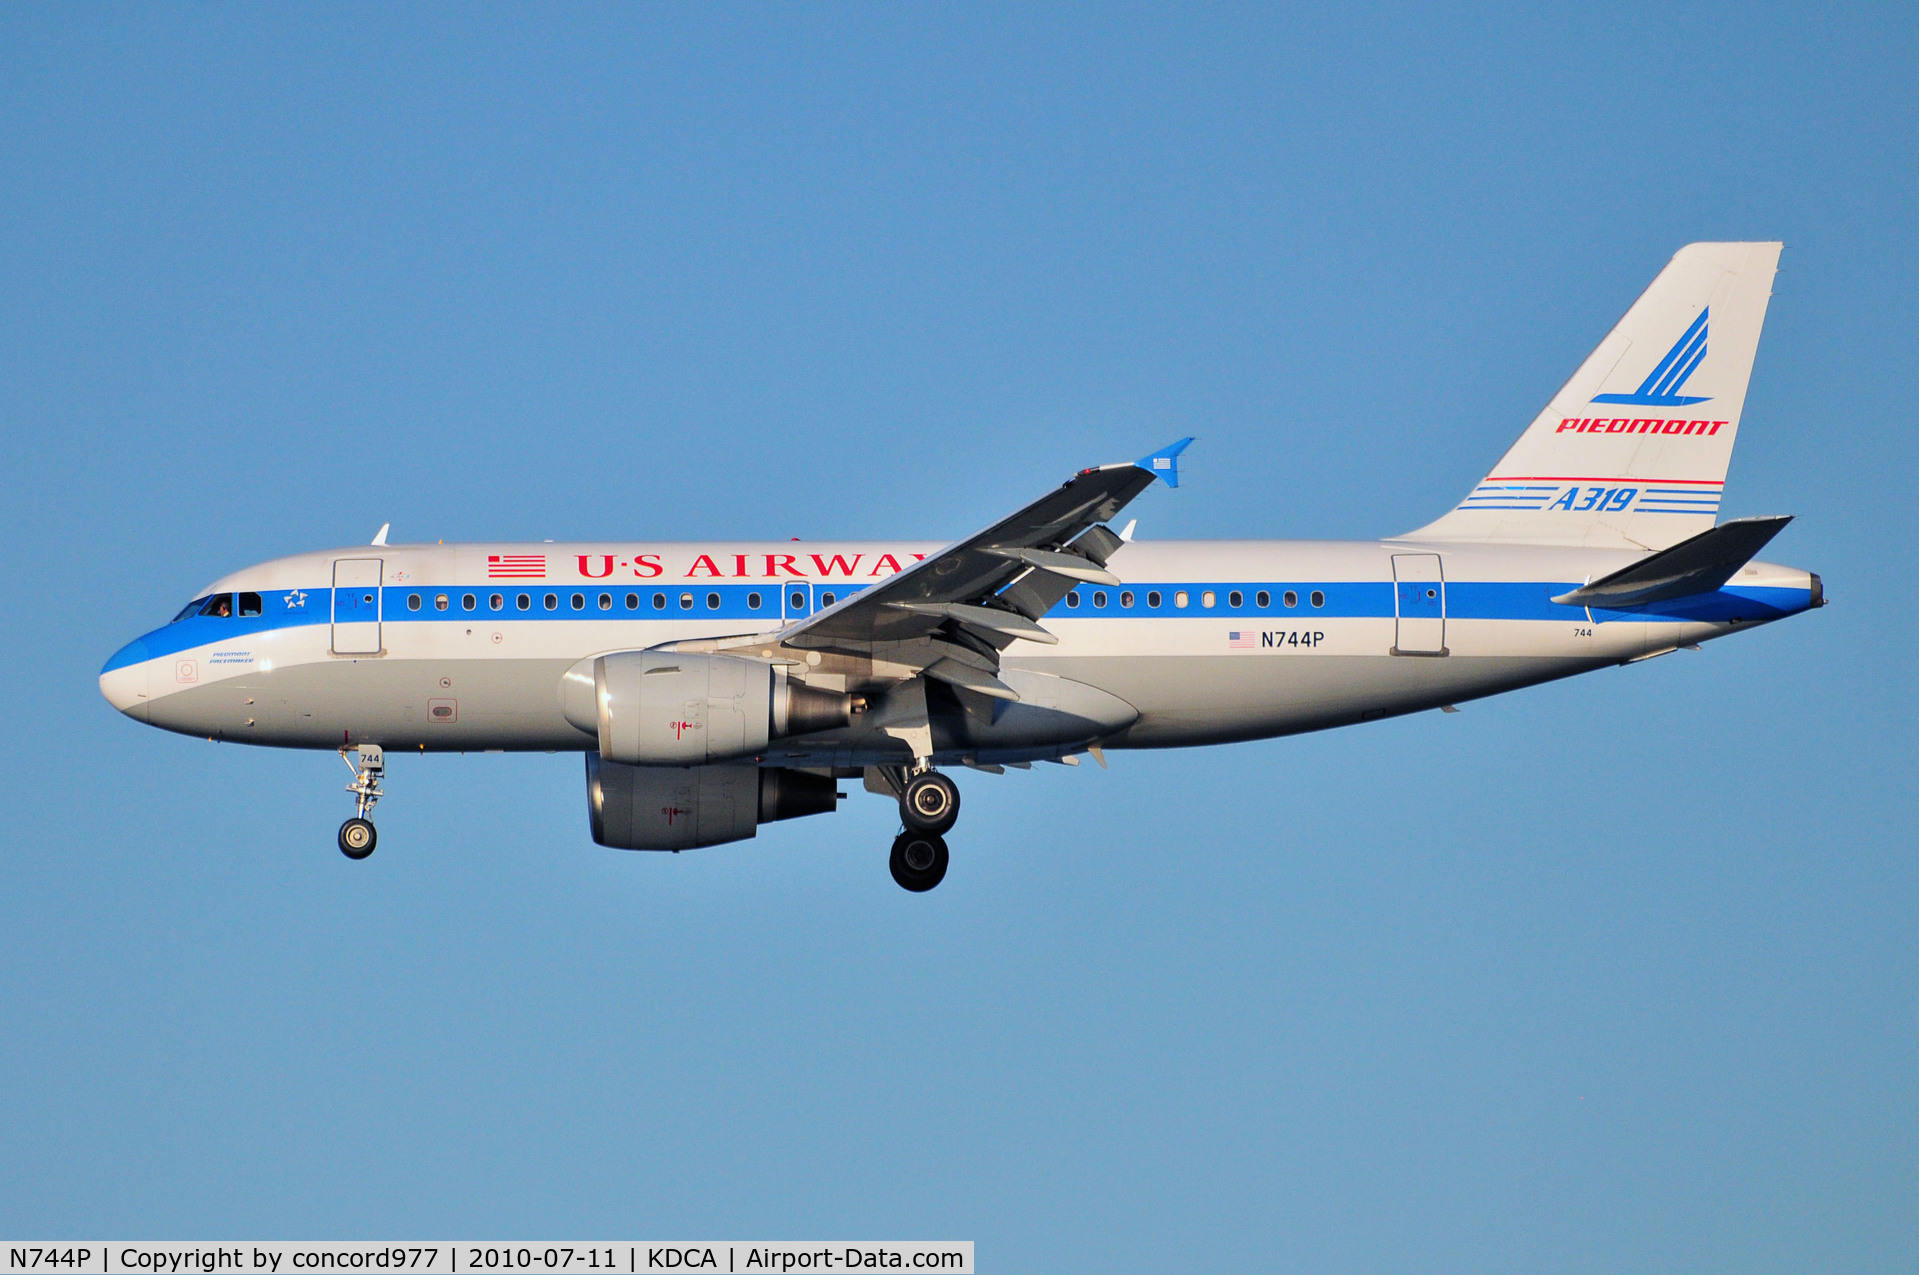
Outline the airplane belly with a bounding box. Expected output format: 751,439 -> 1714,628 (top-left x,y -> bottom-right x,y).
1020,606 -> 1650,748
1028,645 -> 1622,747
146,657 -> 588,751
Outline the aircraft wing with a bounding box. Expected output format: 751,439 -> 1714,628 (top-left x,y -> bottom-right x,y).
769,439 -> 1191,671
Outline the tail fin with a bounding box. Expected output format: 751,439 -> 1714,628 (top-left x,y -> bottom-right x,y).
1408,242 -> 1782,549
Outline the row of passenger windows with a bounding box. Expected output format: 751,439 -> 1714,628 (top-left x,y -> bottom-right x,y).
177,586 -> 1329,622
397,587 -> 1326,614
172,592 -> 263,622
1063,588 -> 1325,610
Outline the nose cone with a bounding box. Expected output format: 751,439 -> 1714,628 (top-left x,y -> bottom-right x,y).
100,637 -> 151,721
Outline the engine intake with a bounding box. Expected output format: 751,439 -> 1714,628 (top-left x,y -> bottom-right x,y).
561,651 -> 854,765
586,755 -> 840,850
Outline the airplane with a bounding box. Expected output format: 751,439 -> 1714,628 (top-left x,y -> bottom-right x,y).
100,242 -> 1822,891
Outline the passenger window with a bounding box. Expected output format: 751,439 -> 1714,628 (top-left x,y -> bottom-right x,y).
435,594 -> 449,611
1093,591 -> 1107,607
679,593 -> 694,610
1147,591 -> 1162,608
238,592 -> 263,617
571,593 -> 585,610
598,593 -> 612,611
407,594 -> 421,611
489,593 -> 503,610
625,593 -> 639,610
1311,590 -> 1326,608
544,593 -> 558,610
1256,590 -> 1270,608
517,594 -> 531,611
1201,591 -> 1215,608
789,591 -> 807,610
819,592 -> 834,608
653,593 -> 666,609
1120,591 -> 1134,608
748,592 -> 762,609
1174,591 -> 1189,608
708,592 -> 722,609
1228,591 -> 1243,608
462,594 -> 476,610
1283,590 -> 1298,608
1066,592 -> 1080,608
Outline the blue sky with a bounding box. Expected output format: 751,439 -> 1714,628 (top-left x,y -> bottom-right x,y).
2,4 -> 1914,1268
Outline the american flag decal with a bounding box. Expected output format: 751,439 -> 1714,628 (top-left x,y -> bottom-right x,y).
1228,630 -> 1257,650
487,554 -> 546,579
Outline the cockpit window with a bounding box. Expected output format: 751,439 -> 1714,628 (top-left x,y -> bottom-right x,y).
238,592 -> 263,617
173,597 -> 211,623
197,594 -> 234,619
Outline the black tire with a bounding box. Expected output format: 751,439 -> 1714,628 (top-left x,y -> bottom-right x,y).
889,831 -> 949,892
338,817 -> 377,860
900,771 -> 960,834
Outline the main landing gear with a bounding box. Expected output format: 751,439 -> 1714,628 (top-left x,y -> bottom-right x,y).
901,770 -> 960,834
889,767 -> 960,892
890,829 -> 949,892
337,744 -> 384,860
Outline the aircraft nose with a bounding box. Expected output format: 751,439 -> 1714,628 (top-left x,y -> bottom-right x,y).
99,637 -> 151,721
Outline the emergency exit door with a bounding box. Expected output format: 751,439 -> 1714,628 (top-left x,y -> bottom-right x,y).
1391,553 -> 1447,656
331,558 -> 384,654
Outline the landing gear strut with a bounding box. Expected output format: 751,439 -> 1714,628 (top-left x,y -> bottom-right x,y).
337,744 -> 384,860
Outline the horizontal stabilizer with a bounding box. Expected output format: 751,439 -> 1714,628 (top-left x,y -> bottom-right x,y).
1551,515 -> 1792,608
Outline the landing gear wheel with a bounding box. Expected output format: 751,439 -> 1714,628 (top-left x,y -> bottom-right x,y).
338,817 -> 377,860
900,771 -> 960,834
889,831 -> 949,892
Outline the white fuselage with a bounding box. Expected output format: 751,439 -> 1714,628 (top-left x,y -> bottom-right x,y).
99,537 -> 1819,765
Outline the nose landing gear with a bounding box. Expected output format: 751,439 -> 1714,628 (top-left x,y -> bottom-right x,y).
337,744 -> 384,860
338,817 -> 377,859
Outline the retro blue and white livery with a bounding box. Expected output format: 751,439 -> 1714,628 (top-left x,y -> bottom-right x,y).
101,242 -> 1822,890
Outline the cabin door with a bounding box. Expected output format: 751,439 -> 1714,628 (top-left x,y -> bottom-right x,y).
1391,553 -> 1447,656
331,558 -> 384,654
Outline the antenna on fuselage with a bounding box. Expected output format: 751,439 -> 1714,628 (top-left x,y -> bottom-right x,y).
371,523 -> 390,547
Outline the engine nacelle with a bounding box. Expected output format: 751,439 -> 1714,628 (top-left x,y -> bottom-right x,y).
561,651 -> 853,765
586,755 -> 840,850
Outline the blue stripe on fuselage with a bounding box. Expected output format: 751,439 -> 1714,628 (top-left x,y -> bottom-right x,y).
102,580 -> 1816,673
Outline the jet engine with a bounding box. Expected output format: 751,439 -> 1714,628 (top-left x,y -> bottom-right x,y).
586,754 -> 840,850
560,651 -> 854,765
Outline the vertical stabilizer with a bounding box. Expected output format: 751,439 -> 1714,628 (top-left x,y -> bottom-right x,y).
1408,242 -> 1782,549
